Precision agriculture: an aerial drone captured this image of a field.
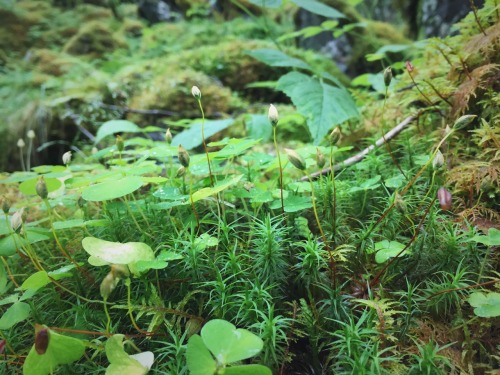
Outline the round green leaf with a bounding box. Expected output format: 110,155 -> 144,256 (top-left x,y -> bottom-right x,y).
23,328 -> 85,375
201,319 -> 263,364
82,176 -> 143,201
19,177 -> 62,196
0,302 -> 30,330
468,292 -> 500,318
225,365 -> 272,375
373,240 -> 407,263
95,120 -> 140,144
105,334 -> 150,375
81,237 -> 154,266
187,334 -> 217,375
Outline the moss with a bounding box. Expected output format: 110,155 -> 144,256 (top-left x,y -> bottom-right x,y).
63,21 -> 126,57
121,19 -> 144,38
29,49 -> 78,76
126,69 -> 243,125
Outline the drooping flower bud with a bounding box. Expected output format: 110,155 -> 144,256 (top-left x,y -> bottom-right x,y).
27,130 -> 36,139
111,264 -> 130,278
176,166 -> 186,177
1,198 -> 10,214
100,272 -> 119,300
116,135 -> 124,153
10,208 -> 24,232
405,60 -> 414,73
191,86 -> 201,100
394,192 -> 406,214
62,151 -> 72,166
285,148 -> 306,171
36,176 -> 48,199
329,126 -> 341,146
383,66 -> 392,87
453,114 -> 476,130
316,148 -> 325,169
437,187 -> 452,210
165,128 -> 172,145
432,149 -> 445,170
178,144 -> 190,168
268,104 -> 279,127
17,139 -> 25,148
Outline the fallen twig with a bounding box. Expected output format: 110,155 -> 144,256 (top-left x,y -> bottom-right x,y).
302,111 -> 423,181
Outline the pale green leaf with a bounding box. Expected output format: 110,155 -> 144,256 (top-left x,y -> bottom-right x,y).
95,120 -> 141,144
82,176 -> 143,201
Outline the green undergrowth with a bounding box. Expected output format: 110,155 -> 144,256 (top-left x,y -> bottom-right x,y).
0,0 -> 499,374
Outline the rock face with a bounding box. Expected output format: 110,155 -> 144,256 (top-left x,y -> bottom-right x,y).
138,0 -> 181,24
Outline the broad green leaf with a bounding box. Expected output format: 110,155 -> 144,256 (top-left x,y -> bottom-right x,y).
81,237 -> 154,266
373,240 -> 407,263
0,302 -> 30,329
245,114 -> 272,142
187,334 -> 217,375
270,195 -> 312,213
191,175 -> 242,203
201,319 -> 263,364
214,138 -> 261,159
225,365 -> 273,375
0,231 -> 50,256
82,176 -> 143,201
469,228 -> 500,246
133,260 -> 168,274
171,119 -> 234,150
194,233 -> 219,249
248,0 -> 281,8
21,265 -> 76,291
276,72 -> 358,145
290,0 -> 345,18
349,175 -> 382,193
19,177 -> 62,196
95,120 -> 141,144
105,334 -> 150,375
246,49 -> 310,70
468,292 -> 500,317
0,262 -> 6,294
157,251 -> 183,262
385,174 -> 405,189
53,219 -> 85,230
23,328 -> 85,375
0,172 -> 38,183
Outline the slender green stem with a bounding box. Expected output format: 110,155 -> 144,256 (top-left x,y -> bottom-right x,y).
103,297 -> 111,333
19,148 -> 26,172
306,173 -> 336,286
188,170 -> 200,229
273,127 -> 285,218
197,99 -> 214,187
329,148 -> 337,244
26,139 -> 33,171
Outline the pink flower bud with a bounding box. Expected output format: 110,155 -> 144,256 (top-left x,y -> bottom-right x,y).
437,187 -> 452,210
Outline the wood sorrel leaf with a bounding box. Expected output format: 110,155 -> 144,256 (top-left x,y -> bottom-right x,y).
23,326 -> 85,375
105,334 -> 152,375
201,319 -> 263,364
468,292 -> 500,318
186,334 -> 217,375
95,120 -> 141,144
81,237 -> 154,270
82,176 -> 143,201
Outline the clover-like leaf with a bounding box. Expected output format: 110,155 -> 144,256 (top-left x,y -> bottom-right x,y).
468,292 -> 500,318
105,334 -> 152,375
186,334 -> 217,375
201,319 -> 263,364
23,327 -> 85,375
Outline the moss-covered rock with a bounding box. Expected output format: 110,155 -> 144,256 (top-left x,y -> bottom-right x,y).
63,21 -> 126,57
126,69 -> 243,124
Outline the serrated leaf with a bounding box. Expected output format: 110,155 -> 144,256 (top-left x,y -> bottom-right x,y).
95,120 -> 141,144
23,328 -> 85,375
276,72 -> 358,144
246,49 -> 310,70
